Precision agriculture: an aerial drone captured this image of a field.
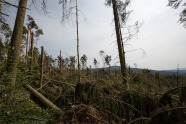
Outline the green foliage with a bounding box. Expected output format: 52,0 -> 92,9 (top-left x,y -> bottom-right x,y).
74,81 -> 158,123
80,54 -> 87,70
168,0 -> 186,28
105,0 -> 131,24
0,38 -> 5,61
1,49 -> 186,123
0,24 -> 12,40
35,29 -> 44,37
104,55 -> 112,67
93,58 -> 98,68
27,15 -> 39,30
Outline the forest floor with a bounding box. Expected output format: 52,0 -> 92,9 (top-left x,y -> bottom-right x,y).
0,66 -> 186,123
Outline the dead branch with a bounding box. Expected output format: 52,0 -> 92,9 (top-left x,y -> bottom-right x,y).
52,79 -> 76,87
2,0 -> 31,10
0,19 -> 8,25
0,12 -> 9,16
37,77 -> 54,91
128,117 -> 150,124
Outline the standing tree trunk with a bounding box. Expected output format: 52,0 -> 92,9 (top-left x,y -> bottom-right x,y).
112,0 -> 127,84
29,32 -> 34,71
76,0 -> 81,83
40,46 -> 44,88
6,0 -> 28,86
28,23 -> 33,66
26,25 -> 30,65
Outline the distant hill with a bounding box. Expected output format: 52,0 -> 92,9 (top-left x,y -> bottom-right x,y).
92,66 -> 186,76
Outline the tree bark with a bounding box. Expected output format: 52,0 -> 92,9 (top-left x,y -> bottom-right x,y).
112,0 -> 127,83
6,0 -> 28,86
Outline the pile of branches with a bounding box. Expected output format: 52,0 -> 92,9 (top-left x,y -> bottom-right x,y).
56,104 -> 108,124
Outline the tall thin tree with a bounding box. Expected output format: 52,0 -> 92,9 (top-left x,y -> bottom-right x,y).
75,0 -> 80,83
40,46 -> 44,88
59,0 -> 81,83
29,32 -> 34,71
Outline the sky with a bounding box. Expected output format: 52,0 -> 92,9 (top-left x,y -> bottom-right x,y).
5,0 -> 186,70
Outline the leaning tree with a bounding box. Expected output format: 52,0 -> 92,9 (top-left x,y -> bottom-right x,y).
105,0 -> 131,83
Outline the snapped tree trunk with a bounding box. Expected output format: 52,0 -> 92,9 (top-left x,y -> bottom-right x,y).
29,32 -> 34,71
34,47 -> 38,65
6,0 -> 28,86
28,23 -> 33,66
25,25 -> 30,65
112,0 -> 127,83
40,46 -> 44,88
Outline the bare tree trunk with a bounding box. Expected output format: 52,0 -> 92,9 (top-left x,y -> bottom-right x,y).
26,25 -> 30,65
25,85 -> 63,114
6,0 -> 28,86
28,24 -> 33,66
60,49 -> 63,74
76,0 -> 81,83
40,46 -> 44,88
29,32 -> 34,71
112,0 -> 127,84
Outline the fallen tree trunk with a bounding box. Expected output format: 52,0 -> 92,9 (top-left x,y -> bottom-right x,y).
25,85 -> 64,115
